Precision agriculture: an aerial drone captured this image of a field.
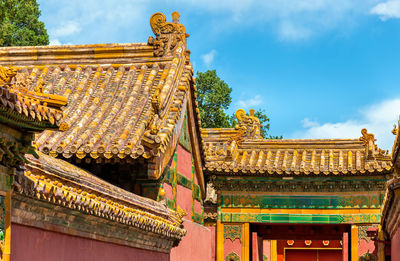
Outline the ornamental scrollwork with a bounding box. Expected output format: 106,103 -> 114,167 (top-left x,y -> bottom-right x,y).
148,12 -> 189,57
224,224 -> 242,242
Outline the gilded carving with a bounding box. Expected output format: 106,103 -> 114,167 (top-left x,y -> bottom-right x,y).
148,12 -> 189,57
176,206 -> 188,221
0,66 -> 17,87
360,129 -> 390,159
234,109 -> 262,140
142,86 -> 162,154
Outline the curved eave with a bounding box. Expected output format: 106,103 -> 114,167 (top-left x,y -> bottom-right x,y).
0,106 -> 60,131
18,152 -> 186,241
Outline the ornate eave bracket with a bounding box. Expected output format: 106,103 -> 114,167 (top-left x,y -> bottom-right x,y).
148,12 -> 190,57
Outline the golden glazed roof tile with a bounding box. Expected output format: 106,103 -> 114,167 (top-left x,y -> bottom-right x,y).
202,109 -> 392,176
15,151 -> 186,241
0,66 -> 67,131
0,12 -> 204,180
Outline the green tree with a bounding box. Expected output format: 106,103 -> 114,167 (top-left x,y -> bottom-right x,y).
195,70 -> 281,139
0,0 -> 49,46
195,70 -> 232,128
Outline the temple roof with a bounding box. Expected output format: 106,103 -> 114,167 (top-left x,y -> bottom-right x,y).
0,12 -> 204,181
202,109 -> 392,176
0,65 -> 67,131
15,151 -> 186,242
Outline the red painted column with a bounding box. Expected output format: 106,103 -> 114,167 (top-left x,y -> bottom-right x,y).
252,232 -> 259,261
343,232 -> 348,261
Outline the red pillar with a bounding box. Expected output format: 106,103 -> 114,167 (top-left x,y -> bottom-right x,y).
343,232 -> 349,261
252,232 -> 263,261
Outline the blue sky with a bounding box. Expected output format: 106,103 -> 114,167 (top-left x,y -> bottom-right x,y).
38,0 -> 400,150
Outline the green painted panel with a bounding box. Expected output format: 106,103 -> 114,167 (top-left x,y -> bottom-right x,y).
221,194 -> 382,209
221,213 -> 381,224
178,115 -> 192,152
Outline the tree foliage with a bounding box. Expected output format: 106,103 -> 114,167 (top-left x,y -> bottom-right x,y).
195,70 -> 232,128
195,70 -> 281,139
0,0 -> 49,47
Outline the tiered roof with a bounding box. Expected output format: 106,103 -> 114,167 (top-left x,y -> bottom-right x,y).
202,109 -> 392,176
0,12 -> 204,184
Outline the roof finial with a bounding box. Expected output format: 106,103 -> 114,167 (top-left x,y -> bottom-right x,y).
172,11 -> 180,23
234,109 -> 262,140
148,12 -> 189,57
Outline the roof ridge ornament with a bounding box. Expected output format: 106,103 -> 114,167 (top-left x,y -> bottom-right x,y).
360,128 -> 389,160
234,109 -> 262,140
0,66 -> 17,87
148,12 -> 190,57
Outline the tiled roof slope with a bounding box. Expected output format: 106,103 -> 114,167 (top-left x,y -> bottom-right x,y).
0,12 -> 204,181
0,65 -> 67,131
202,109 -> 392,176
15,152 -> 186,244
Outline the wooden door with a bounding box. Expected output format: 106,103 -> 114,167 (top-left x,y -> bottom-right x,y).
318,250 -> 342,261
285,249 -> 341,261
286,250 -> 318,261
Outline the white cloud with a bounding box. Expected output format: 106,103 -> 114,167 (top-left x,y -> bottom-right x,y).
49,39 -> 73,46
39,0 -> 150,44
172,0 -> 379,40
291,98 -> 400,150
370,0 -> 400,21
52,21 -> 82,37
236,95 -> 263,108
49,39 -> 61,46
38,0 -> 382,44
201,50 -> 217,67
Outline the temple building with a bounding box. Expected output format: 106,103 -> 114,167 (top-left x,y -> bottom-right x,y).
0,11 -> 398,261
202,109 -> 392,261
0,12 -> 213,261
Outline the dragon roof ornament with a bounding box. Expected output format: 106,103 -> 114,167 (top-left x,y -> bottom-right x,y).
233,109 -> 262,141
360,128 -> 389,160
148,11 -> 190,57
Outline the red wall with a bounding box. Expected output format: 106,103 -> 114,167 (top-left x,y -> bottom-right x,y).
169,144 -> 214,261
392,227 -> 400,261
11,224 -> 169,261
170,220 -> 213,261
